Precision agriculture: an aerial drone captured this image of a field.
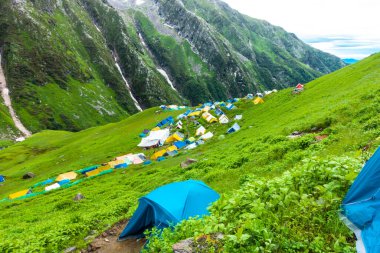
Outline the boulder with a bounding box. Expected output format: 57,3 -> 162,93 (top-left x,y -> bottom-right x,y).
173,238 -> 194,253
22,172 -> 35,179
180,158 -> 198,169
73,193 -> 85,201
64,246 -> 77,253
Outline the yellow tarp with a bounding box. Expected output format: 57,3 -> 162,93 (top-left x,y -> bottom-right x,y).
166,145 -> 178,152
188,111 -> 201,117
86,168 -> 101,177
9,189 -> 29,200
86,164 -> 111,177
108,160 -> 125,168
253,97 -> 264,105
151,127 -> 161,131
165,133 -> 184,143
56,172 -> 78,182
151,150 -> 167,160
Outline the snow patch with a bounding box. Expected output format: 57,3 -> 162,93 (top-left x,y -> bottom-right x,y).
113,56 -> 143,111
0,53 -> 31,137
157,68 -> 177,91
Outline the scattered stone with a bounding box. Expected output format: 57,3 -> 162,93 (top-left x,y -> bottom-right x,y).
315,135 -> 328,141
288,131 -> 303,139
64,246 -> 77,253
88,230 -> 97,235
180,158 -> 198,169
73,193 -> 85,201
215,233 -> 224,240
173,238 -> 194,253
22,172 -> 35,179
104,238 -> 109,242
101,232 -> 107,237
84,235 -> 95,241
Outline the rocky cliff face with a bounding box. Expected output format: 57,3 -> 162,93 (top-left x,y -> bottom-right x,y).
0,0 -> 345,139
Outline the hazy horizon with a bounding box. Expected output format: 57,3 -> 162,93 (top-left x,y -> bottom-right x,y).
222,0 -> 380,59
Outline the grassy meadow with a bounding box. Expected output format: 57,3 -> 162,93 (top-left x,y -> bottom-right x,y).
0,53 -> 379,252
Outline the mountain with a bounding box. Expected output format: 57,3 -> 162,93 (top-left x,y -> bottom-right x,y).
343,58 -> 359,64
0,52 -> 379,252
0,0 -> 345,139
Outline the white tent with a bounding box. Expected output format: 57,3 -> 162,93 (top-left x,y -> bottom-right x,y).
201,132 -> 214,140
219,115 -> 229,124
234,115 -> 243,120
196,126 -> 206,136
185,143 -> 197,150
45,183 -> 60,192
138,129 -> 170,147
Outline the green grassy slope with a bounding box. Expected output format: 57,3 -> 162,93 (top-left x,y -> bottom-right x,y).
0,53 -> 379,252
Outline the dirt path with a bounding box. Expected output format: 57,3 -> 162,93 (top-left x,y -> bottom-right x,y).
0,52 -> 31,137
84,220 -> 146,253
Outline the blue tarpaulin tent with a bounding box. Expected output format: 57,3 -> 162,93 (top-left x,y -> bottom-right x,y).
156,116 -> 174,127
118,180 -> 219,240
0,175 -> 4,183
342,147 -> 380,253
174,141 -> 187,149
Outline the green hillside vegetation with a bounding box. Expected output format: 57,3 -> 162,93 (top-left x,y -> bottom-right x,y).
0,53 -> 379,252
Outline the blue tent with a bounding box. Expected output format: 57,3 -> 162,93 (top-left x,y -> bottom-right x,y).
118,180 -> 219,240
342,147 -> 380,253
227,123 -> 241,134
156,116 -> 174,127
0,175 -> 4,183
174,141 -> 187,149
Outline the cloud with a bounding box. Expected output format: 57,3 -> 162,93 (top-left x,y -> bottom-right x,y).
221,0 -> 380,59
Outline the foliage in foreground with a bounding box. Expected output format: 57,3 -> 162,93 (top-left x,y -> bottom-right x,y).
146,156 -> 362,252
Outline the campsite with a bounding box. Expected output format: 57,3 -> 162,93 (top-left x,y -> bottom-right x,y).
0,52 -> 379,252
0,0 -> 380,251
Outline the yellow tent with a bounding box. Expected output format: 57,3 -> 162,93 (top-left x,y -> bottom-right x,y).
9,189 -> 30,200
85,164 -> 111,177
202,106 -> 211,112
253,97 -> 265,105
108,160 -> 125,168
56,172 -> 78,182
166,145 -> 178,152
151,127 -> 161,131
86,168 -> 101,177
202,112 -> 217,123
151,150 -> 167,160
188,111 -> 201,117
165,133 -> 184,143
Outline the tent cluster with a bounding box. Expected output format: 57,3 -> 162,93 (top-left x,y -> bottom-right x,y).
160,105 -> 187,111
3,93 -> 268,203
4,152 -> 148,201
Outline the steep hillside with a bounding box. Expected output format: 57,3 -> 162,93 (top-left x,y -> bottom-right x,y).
110,0 -> 345,97
0,53 -> 378,252
0,0 -> 344,138
0,0 -> 182,136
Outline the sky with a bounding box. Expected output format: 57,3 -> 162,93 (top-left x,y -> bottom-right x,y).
222,0 -> 380,59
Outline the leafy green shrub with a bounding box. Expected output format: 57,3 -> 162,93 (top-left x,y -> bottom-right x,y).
145,156 -> 361,252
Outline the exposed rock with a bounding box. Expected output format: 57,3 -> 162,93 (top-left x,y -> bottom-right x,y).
73,193 -> 85,201
84,235 -> 96,242
181,158 -> 198,169
22,172 -> 35,179
63,246 -> 77,253
173,238 -> 194,253
315,135 -> 328,141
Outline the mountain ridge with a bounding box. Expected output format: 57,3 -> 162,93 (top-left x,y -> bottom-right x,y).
0,0 -> 345,140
